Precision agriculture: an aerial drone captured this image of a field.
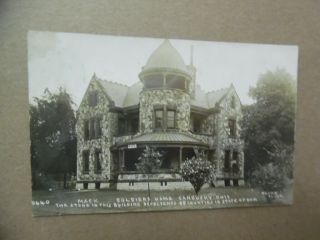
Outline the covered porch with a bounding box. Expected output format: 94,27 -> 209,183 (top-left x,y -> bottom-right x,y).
112,132 -> 209,177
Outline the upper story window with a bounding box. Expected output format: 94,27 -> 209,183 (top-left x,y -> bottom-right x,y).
193,118 -> 202,133
143,74 -> 187,91
153,106 -> 176,130
228,119 -> 236,137
232,151 -> 238,161
154,109 -> 164,129
166,75 -> 186,90
144,75 -> 163,89
117,112 -> 139,136
118,116 -> 126,135
191,113 -> 207,134
84,117 -> 101,140
130,117 -> 139,134
84,120 -> 89,140
88,91 -> 98,107
231,96 -> 236,109
166,110 -> 176,129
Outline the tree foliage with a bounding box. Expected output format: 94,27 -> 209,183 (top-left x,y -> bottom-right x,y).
135,146 -> 163,198
252,163 -> 288,194
242,69 -> 296,184
181,150 -> 213,195
135,146 -> 163,174
30,88 -> 77,189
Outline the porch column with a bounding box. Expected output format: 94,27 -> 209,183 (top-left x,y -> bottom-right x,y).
117,149 -> 122,172
179,147 -> 183,169
120,149 -> 125,171
122,150 -> 126,170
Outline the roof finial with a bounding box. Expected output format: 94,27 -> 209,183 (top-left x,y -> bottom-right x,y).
190,45 -> 194,66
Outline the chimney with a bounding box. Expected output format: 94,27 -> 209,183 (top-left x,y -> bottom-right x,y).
187,45 -> 196,99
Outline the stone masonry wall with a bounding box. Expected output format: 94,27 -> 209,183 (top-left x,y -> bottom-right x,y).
76,79 -> 116,182
201,113 -> 216,135
214,90 -> 244,179
139,89 -> 191,133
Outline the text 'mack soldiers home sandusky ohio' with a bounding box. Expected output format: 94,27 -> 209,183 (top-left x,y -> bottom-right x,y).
76,39 -> 244,190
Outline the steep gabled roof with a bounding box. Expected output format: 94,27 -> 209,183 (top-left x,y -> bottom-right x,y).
92,76 -> 234,109
123,82 -> 143,107
206,87 -> 231,108
96,79 -> 129,107
190,84 -> 209,108
190,84 -> 231,109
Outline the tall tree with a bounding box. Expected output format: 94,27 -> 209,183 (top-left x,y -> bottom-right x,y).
30,88 -> 77,189
242,69 -> 296,181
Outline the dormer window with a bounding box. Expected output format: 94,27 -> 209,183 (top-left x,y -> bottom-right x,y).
88,91 -> 98,107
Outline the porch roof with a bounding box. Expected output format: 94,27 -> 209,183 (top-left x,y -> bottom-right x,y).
118,132 -> 208,147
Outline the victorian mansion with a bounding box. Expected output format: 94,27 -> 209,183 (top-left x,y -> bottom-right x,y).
76,39 -> 244,190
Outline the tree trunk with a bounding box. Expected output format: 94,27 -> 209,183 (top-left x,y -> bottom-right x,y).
147,175 -> 151,201
63,172 -> 67,189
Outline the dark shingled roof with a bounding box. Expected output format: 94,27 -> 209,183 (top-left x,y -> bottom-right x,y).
90,40 -> 235,109
96,79 -> 129,107
95,77 -> 231,109
121,132 -> 207,146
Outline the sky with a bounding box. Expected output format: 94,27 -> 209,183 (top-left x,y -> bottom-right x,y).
28,31 -> 298,107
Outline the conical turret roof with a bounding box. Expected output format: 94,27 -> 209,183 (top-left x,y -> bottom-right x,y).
143,39 -> 188,73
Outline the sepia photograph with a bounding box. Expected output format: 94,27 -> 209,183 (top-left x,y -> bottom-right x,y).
28,31 -> 298,216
